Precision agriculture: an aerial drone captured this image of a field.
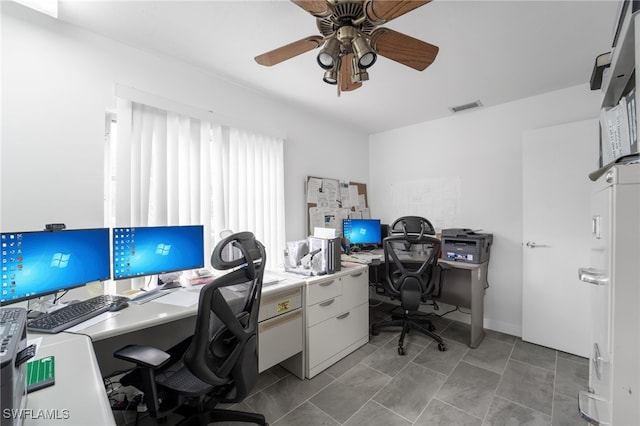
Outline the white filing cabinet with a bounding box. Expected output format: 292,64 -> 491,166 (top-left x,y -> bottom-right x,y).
258,284 -> 304,377
305,265 -> 369,378
578,164 -> 640,425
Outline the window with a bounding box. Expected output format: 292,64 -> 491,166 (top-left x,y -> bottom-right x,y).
105,97 -> 285,285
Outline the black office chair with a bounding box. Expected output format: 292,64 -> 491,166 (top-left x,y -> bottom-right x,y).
371,217 -> 447,355
113,231 -> 268,425
390,215 -> 436,237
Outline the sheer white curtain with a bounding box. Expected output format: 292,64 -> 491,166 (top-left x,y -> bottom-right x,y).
112,97 -> 285,274
210,128 -> 286,269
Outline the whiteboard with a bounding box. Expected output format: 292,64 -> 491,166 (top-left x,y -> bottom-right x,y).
391,177 -> 462,231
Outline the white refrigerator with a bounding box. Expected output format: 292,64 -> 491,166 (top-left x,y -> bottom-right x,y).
578,162 -> 640,425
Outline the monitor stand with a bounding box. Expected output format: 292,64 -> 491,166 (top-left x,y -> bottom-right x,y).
156,273 -> 183,290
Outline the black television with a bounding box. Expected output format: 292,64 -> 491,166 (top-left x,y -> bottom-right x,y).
343,218 -> 382,247
112,225 -> 205,281
1,228 -> 111,305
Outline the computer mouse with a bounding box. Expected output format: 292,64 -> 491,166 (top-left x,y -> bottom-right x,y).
108,301 -> 129,312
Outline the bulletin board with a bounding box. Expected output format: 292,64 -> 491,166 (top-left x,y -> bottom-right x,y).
305,176 -> 369,236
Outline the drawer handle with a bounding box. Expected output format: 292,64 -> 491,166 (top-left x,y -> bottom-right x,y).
337,312 -> 350,320
578,391 -> 609,425
319,299 -> 335,307
319,280 -> 335,287
578,267 -> 609,286
350,272 -> 363,277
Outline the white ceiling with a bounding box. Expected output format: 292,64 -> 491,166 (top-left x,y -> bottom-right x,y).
56,0 -> 619,133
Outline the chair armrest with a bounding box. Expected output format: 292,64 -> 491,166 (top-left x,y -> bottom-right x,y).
114,344 -> 171,369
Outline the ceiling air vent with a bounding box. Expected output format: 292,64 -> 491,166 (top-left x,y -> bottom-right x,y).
449,100 -> 483,113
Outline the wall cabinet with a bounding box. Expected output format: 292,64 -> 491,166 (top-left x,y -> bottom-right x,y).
304,266 -> 369,378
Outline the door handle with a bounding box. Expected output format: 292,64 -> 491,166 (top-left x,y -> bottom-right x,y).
525,241 -> 550,248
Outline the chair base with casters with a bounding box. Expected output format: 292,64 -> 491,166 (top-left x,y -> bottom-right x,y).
372,216 -> 448,356
371,306 -> 446,355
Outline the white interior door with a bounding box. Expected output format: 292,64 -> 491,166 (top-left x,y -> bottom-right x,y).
522,119 -> 597,357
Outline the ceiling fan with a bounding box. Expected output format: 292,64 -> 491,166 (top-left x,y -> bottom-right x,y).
254,0 -> 439,94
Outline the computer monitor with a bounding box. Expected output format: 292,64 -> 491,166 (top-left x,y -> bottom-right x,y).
112,225 -> 205,280
0,228 -> 111,305
343,219 -> 382,247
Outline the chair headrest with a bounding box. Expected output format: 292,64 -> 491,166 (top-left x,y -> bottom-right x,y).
210,231 -> 265,279
390,216 -> 435,238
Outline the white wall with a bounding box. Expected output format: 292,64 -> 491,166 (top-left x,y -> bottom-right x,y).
368,84 -> 603,336
0,3 -> 369,250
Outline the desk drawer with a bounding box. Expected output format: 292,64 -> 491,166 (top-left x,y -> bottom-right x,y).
307,296 -> 342,327
307,278 -> 341,306
258,309 -> 303,372
307,303 -> 368,369
259,288 -> 302,322
342,271 -> 368,311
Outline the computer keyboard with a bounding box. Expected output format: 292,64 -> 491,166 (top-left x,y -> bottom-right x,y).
27,294 -> 129,334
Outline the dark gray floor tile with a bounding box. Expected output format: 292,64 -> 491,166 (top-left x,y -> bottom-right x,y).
557,351 -> 588,366
428,314 -> 454,331
244,372 -> 333,424
485,328 -> 518,345
436,361 -> 501,418
412,338 -> 468,375
267,364 -> 294,379
363,336 -> 421,376
440,321 -> 472,346
368,328 -> 399,347
271,401 -> 339,426
324,343 -> 377,379
552,392 -> 587,426
415,398 -> 482,426
484,395 -> 551,425
344,401 -> 412,426
512,339 -> 557,371
463,337 -> 513,374
251,368 -> 285,395
373,362 -> 447,422
496,360 -> 555,416
555,357 -> 588,399
310,363 -> 390,423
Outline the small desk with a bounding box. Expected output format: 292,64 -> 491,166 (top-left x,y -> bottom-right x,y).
25,333 -> 115,426
438,259 -> 488,348
347,251 -> 488,348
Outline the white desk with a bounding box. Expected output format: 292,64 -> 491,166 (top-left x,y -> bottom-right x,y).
72,275 -> 307,378
25,333 -> 115,426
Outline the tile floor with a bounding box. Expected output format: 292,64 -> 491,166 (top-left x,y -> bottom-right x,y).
115,301 -> 589,425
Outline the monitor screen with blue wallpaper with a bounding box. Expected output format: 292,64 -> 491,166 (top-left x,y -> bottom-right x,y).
112,225 -> 204,280
1,228 -> 111,305
343,219 -> 382,246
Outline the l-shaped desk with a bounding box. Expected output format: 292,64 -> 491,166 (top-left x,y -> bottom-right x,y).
24,257 -> 486,425
347,249 -> 489,348
24,264 -> 370,425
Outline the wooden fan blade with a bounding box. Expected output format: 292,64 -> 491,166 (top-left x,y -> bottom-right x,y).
365,0 -> 431,24
339,54 -> 363,92
255,36 -> 324,66
291,0 -> 331,17
370,28 -> 438,71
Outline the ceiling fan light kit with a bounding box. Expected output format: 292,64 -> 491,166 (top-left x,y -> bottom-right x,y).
255,0 -> 439,94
